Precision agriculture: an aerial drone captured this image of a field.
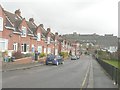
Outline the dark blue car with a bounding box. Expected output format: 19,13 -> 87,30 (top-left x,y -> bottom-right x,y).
46,54 -> 64,66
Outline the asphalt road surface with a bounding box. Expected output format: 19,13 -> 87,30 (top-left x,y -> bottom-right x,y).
2,55 -> 91,88
2,55 -> 117,88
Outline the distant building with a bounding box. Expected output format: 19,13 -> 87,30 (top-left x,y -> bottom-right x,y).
62,33 -> 118,53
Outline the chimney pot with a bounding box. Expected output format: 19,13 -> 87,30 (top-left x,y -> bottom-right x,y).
55,32 -> 58,35
29,18 -> 34,23
47,28 -> 51,32
15,9 -> 21,16
40,24 -> 44,28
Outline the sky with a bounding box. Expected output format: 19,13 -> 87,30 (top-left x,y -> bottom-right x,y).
0,0 -> 119,36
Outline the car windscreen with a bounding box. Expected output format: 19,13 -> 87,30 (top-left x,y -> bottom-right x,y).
72,56 -> 76,57
56,56 -> 61,59
47,55 -> 55,60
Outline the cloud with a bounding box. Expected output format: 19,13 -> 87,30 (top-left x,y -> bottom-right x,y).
0,0 -> 119,36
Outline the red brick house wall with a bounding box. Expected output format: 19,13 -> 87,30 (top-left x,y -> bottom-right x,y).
0,5 -> 74,56
0,5 -> 3,38
19,19 -> 34,53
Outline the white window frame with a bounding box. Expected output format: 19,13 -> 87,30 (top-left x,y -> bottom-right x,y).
0,38 -> 8,52
0,17 -> 3,31
47,48 -> 51,54
44,48 -> 46,53
55,49 -> 58,55
47,37 -> 50,44
21,26 -> 27,37
37,33 -> 41,41
38,46 -> 42,53
63,41 -> 65,47
13,43 -> 18,51
55,40 -> 57,46
21,44 -> 24,52
27,45 -> 29,52
21,43 -> 28,53
31,44 -> 35,52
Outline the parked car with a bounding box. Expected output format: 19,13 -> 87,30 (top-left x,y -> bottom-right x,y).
71,55 -> 77,60
76,55 -> 80,59
46,54 -> 64,66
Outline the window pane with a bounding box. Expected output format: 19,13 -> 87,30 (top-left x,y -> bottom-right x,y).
37,33 -> 40,41
0,42 -> 5,50
0,17 -> 3,31
38,46 -> 42,53
21,26 -> 26,36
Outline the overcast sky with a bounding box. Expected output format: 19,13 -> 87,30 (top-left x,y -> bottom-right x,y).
0,0 -> 119,36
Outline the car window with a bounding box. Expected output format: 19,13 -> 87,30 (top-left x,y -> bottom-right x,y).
47,54 -> 54,59
56,56 -> 61,59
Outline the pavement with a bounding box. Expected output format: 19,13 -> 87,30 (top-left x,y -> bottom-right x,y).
2,57 -> 70,72
2,61 -> 44,72
92,57 -> 118,88
2,55 -> 118,88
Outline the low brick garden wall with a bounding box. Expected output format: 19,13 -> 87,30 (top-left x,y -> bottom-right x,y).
13,57 -> 33,64
2,56 -> 68,67
3,56 -> 47,66
38,57 -> 47,64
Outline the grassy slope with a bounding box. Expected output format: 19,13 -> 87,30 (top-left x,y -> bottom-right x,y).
103,60 -> 119,68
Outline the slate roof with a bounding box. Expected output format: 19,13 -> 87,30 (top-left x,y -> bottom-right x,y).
58,37 -> 63,42
26,21 -> 36,29
4,10 -> 22,23
4,10 -> 33,35
5,18 -> 13,27
51,33 -> 55,40
39,26 -> 47,37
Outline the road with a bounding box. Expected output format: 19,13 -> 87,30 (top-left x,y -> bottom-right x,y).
2,55 -> 91,88
2,55 -> 117,88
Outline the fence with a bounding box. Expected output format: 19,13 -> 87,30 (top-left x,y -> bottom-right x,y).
96,58 -> 119,85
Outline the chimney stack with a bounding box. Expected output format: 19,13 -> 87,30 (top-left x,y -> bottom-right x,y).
29,18 -> 34,23
55,32 -> 58,35
55,32 -> 58,36
47,28 -> 51,32
15,9 -> 21,16
40,24 -> 44,28
59,35 -> 61,37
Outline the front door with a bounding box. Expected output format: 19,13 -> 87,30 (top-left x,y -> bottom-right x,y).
24,44 -> 27,52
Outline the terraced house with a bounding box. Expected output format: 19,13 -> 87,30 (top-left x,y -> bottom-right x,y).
0,5 -> 75,56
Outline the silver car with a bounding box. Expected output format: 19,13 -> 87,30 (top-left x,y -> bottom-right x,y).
71,55 -> 77,60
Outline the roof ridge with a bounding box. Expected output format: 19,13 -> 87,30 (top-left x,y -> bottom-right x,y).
4,10 -> 16,16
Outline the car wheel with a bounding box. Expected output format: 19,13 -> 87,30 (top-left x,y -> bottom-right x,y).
56,62 -> 59,66
45,62 -> 48,65
62,61 -> 64,64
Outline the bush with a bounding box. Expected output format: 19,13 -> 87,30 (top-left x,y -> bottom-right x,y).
2,50 -> 8,57
59,52 -> 68,58
12,51 -> 23,59
39,53 -> 46,58
97,50 -> 111,60
84,52 -> 87,55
